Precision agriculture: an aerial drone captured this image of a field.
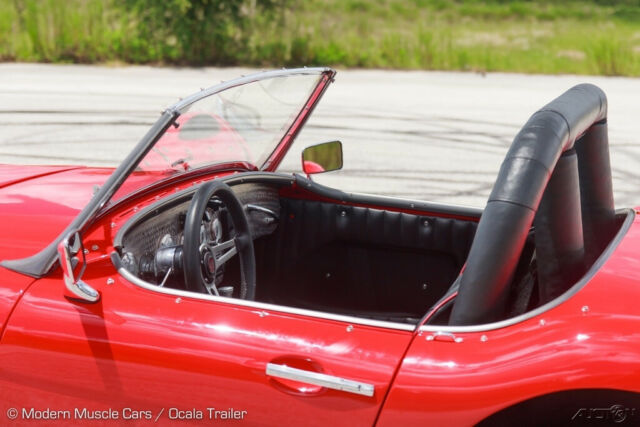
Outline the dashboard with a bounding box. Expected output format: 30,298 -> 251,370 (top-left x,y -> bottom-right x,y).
113,182 -> 281,288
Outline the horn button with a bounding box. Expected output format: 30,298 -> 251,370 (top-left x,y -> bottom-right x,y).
201,248 -> 216,280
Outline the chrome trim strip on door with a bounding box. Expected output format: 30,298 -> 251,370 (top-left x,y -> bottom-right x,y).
265,363 -> 375,397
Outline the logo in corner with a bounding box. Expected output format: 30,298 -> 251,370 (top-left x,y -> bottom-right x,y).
572,405 -> 636,423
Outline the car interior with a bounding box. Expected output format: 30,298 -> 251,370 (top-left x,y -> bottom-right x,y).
113,169 -> 627,327
114,175 -> 473,324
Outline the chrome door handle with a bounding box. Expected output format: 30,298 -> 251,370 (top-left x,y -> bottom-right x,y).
265,363 -> 374,397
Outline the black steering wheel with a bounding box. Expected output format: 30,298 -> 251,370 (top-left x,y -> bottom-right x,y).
182,180 -> 256,300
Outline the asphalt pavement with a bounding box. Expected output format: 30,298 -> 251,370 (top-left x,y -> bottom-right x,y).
2,63 -> 640,207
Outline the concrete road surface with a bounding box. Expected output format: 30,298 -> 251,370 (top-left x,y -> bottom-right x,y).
1,63 -> 639,208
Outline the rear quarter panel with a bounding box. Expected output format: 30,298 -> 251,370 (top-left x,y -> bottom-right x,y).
378,212 -> 640,425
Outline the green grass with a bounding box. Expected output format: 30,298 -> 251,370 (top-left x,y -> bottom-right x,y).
3,0 -> 640,76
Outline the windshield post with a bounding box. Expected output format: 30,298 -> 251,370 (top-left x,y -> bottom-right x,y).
0,110 -> 179,278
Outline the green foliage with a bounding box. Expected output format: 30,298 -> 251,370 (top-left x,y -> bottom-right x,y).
3,0 -> 640,76
0,0 -> 286,64
119,0 -> 280,64
0,0 -> 118,62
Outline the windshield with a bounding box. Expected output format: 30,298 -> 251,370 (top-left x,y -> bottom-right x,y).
111,71 -> 327,204
0,68 -> 334,280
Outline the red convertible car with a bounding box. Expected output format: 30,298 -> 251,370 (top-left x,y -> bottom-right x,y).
0,68 -> 638,425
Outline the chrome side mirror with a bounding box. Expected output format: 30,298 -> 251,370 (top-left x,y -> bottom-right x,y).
302,141 -> 343,177
57,231 -> 100,303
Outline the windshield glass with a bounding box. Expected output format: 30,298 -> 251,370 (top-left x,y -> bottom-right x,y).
111,71 -> 325,203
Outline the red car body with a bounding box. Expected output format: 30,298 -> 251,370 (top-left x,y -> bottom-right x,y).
0,68 -> 638,426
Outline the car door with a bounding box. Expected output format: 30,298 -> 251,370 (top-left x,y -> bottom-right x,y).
0,268 -> 413,426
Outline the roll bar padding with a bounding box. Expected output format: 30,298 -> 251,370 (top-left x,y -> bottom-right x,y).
450,84 -> 608,325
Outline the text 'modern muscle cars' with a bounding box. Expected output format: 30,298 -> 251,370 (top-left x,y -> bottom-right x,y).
0,68 -> 638,426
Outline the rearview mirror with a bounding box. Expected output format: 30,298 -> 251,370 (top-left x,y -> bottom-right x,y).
57,231 -> 100,303
302,141 -> 343,176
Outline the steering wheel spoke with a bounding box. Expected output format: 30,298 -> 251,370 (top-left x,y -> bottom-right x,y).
210,238 -> 235,254
213,239 -> 238,266
205,281 -> 220,297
